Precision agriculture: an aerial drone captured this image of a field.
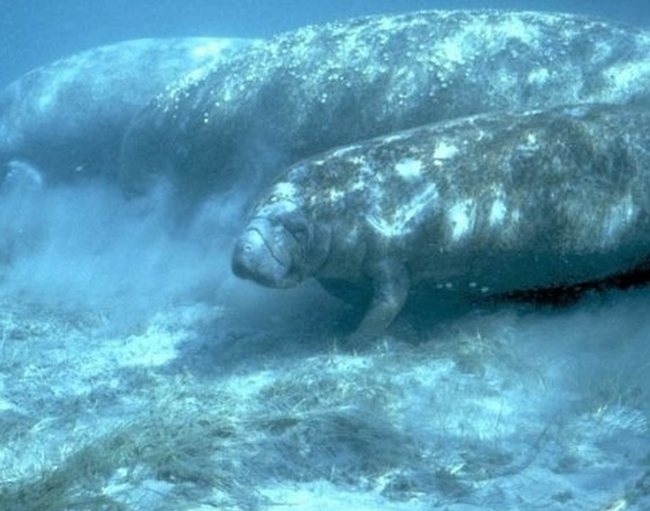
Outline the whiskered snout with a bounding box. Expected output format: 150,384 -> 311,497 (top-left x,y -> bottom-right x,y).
231,228 -> 266,281
231,226 -> 297,288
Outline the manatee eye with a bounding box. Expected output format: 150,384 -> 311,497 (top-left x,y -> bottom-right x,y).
268,215 -> 282,227
282,215 -> 309,244
292,224 -> 309,244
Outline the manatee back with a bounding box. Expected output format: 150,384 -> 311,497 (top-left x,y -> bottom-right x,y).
277,104 -> 650,295
119,10 -> 650,201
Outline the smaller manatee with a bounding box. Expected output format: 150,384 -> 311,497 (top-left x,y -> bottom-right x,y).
232,104 -> 650,342
0,37 -> 254,183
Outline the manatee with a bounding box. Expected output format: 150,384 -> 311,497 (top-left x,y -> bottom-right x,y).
0,37 -> 254,183
120,10 -> 650,204
231,104 -> 650,341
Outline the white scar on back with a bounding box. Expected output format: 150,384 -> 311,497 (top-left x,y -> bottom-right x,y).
448,199 -> 476,240
433,140 -> 459,164
395,158 -> 423,179
367,184 -> 439,237
489,198 -> 507,226
272,182 -> 297,200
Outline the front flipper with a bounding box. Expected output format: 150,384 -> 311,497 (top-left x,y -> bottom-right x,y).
317,277 -> 372,308
348,260 -> 410,345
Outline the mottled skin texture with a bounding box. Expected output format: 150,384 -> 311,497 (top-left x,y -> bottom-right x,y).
232,104 -> 650,341
0,38 -> 253,183
121,10 -> 650,202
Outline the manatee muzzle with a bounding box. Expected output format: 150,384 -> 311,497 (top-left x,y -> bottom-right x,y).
231,221 -> 297,288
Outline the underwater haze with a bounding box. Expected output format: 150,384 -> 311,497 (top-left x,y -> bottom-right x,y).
1,1 -> 650,510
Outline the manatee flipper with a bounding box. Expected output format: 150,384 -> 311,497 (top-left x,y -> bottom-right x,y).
348,261 -> 410,345
316,278 -> 372,308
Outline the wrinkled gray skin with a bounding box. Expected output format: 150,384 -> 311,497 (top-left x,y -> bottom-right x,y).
0,38 -> 253,184
121,10 -> 650,203
232,104 -> 650,341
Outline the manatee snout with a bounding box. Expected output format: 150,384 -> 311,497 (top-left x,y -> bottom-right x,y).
231,223 -> 295,288
232,228 -> 265,278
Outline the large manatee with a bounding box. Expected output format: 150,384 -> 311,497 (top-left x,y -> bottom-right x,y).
120,10 -> 650,203
232,104 -> 650,341
0,37 -> 253,183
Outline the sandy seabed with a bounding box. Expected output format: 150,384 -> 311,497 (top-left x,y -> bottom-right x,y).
0,289 -> 649,510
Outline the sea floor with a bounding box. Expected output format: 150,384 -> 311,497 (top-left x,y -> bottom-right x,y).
0,280 -> 648,511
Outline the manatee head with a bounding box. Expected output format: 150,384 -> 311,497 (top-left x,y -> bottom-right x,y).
232,189 -> 329,288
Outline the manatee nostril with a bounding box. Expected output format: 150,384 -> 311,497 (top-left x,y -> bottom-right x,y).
232,228 -> 267,275
231,237 -> 251,272
231,245 -> 252,277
